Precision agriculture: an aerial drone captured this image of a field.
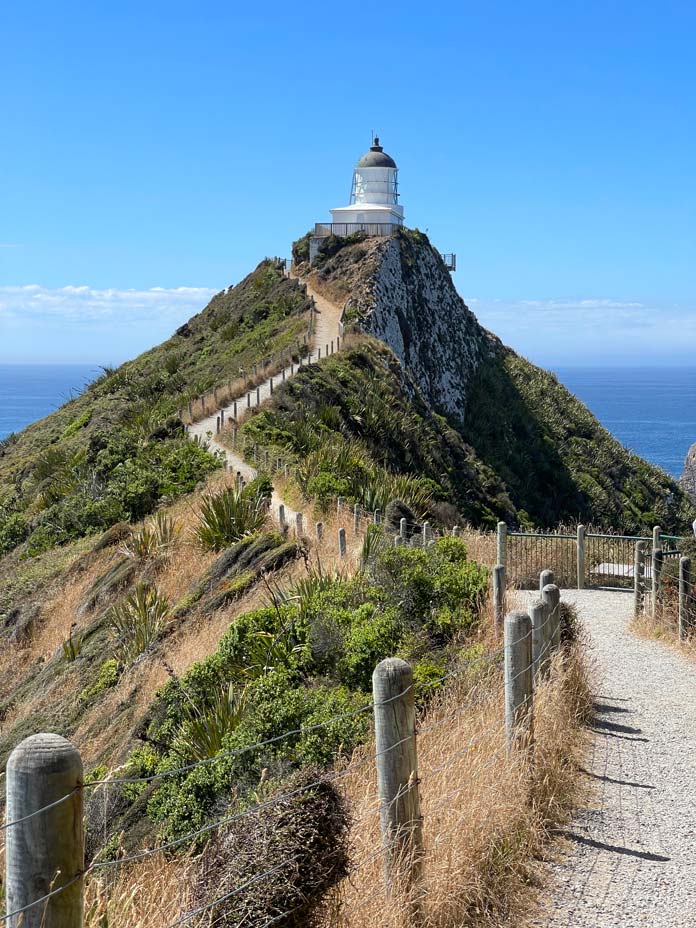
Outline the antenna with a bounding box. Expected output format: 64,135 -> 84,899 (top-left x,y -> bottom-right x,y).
371,129 -> 375,145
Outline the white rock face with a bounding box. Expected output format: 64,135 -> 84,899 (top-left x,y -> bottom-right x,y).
355,235 -> 491,421
681,442 -> 696,502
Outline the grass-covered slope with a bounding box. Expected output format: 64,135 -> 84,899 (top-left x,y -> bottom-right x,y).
242,336 -> 688,533
0,260 -> 309,556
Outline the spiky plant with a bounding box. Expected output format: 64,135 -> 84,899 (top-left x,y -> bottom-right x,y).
122,511 -> 180,560
109,583 -> 171,666
195,486 -> 266,552
174,682 -> 248,762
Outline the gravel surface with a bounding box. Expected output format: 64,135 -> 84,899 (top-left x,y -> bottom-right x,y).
529,589 -> 696,927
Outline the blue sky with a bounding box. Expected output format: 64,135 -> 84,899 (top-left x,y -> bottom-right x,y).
1,1 -> 694,366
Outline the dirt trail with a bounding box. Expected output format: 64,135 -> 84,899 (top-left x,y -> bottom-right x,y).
527,589 -> 696,927
188,276 -> 343,522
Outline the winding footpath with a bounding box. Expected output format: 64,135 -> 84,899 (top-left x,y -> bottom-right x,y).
530,589 -> 696,927
188,276 -> 342,523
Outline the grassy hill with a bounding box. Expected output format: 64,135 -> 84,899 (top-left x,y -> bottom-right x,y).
0,260 -> 309,557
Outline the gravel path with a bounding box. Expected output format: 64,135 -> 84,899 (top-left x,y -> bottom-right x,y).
530,589 -> 696,927
188,277 -> 342,524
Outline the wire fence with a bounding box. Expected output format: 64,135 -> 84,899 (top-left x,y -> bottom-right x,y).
1,575 -> 569,928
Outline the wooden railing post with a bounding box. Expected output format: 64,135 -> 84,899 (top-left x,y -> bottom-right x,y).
6,733 -> 84,928
504,611 -> 533,754
496,522 -> 507,568
372,658 -> 423,892
492,565 -> 506,631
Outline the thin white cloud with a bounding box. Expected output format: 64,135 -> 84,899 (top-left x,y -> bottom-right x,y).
0,283 -> 219,324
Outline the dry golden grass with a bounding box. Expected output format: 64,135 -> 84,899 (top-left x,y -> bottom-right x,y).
84,854 -> 193,928
318,645 -> 590,928
77,639 -> 590,928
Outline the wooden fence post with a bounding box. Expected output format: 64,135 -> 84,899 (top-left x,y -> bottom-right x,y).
6,733 -> 84,928
576,525 -> 586,590
338,527 -> 347,557
633,540 -> 645,618
315,521 -> 324,541
278,504 -> 286,529
496,522 -> 507,568
504,611 -> 533,755
354,504 -> 360,535
653,525 -> 662,552
295,512 -> 303,537
652,547 -> 663,618
539,568 -> 554,593
530,598 -> 546,678
492,565 -> 505,631
679,556 -> 691,640
372,658 -> 423,891
400,518 -> 407,541
542,583 -> 561,651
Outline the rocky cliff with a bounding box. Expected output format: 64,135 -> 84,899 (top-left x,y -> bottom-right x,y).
299,228 -> 690,532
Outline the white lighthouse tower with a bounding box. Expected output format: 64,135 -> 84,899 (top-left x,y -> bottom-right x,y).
327,137 -> 404,233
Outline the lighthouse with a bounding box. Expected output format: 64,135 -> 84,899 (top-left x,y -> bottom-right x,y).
312,138 -> 404,253
329,137 -> 404,232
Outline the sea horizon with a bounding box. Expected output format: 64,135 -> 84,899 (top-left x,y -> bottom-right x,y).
1,362 -> 695,480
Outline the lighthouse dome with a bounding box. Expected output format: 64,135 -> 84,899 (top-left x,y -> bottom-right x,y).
355,137 -> 397,169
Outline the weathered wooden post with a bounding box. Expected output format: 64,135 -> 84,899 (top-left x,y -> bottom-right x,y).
337,335 -> 341,350
337,496 -> 343,512
400,518 -> 407,541
653,525 -> 662,552
282,367 -> 286,381
542,583 -> 561,651
530,598 -> 547,677
422,522 -> 432,546
633,541 -> 645,618
269,377 -> 274,395
295,512 -> 304,537
318,346 -> 321,359
216,416 -> 220,434
496,522 -> 507,568
338,527 -> 347,557
354,504 -> 360,535
256,386 -> 261,406
372,658 -> 423,890
394,535 -> 404,546
233,400 -> 238,419
316,521 -> 324,541
576,525 -> 586,590
679,556 -> 691,640
6,733 -> 84,928
284,464 -> 289,479
220,409 -> 225,426
452,525 -> 460,537
492,564 -> 506,631
374,508 -> 381,524
504,611 -> 533,755
539,568 -> 554,593
246,392 -> 251,409
652,547 -> 663,618
278,504 -> 286,529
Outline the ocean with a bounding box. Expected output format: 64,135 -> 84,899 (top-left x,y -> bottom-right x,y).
0,364 -> 100,441
0,364 -> 695,479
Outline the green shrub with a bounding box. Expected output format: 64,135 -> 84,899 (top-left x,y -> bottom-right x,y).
0,510 -> 28,556
306,472 -> 351,510
62,411 -> 91,438
196,486 -> 267,552
80,659 -> 120,702
109,584 -> 171,666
